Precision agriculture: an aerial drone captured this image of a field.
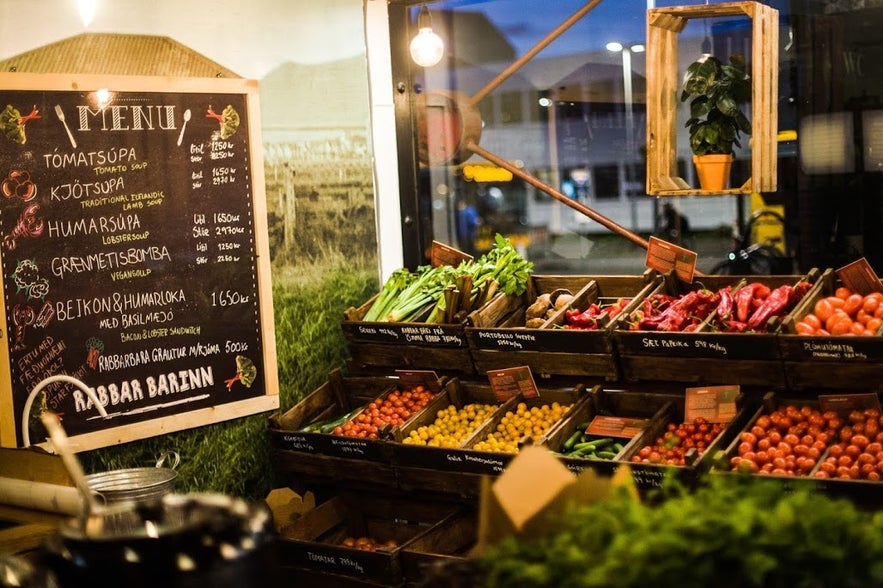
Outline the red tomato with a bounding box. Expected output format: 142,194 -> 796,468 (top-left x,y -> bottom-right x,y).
844,293 -> 865,317
829,314 -> 852,335
814,298 -> 835,322
835,286 -> 853,299
795,321 -> 817,335
827,296 -> 846,310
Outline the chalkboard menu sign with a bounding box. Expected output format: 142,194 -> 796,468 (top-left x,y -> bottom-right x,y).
0,73 -> 278,450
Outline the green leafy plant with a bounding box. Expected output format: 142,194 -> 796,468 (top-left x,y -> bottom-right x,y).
681,53 -> 752,156
476,473 -> 883,588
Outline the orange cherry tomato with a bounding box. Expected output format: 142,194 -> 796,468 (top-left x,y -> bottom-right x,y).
814,298 -> 835,322
857,310 -> 872,325
795,321 -> 817,335
843,293 -> 864,317
835,286 -> 853,300
803,313 -> 823,330
830,316 -> 854,336
826,309 -> 849,333
827,296 -> 846,310
850,321 -> 866,336
863,295 -> 881,315
867,317 -> 883,334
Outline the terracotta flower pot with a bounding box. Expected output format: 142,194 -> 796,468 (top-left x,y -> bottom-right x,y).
693,153 -> 734,191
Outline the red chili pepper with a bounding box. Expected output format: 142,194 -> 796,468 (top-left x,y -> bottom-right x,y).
726,320 -> 750,333
692,289 -> 721,319
716,285 -> 734,321
735,283 -> 762,322
790,280 -> 812,305
655,291 -> 699,331
747,284 -> 793,330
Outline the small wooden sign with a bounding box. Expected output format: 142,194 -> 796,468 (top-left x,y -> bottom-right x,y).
645,236 -> 697,283
394,369 -> 442,393
819,392 -> 881,415
685,385 -> 739,423
836,258 -> 883,295
487,366 -> 538,401
585,415 -> 649,439
430,240 -> 472,267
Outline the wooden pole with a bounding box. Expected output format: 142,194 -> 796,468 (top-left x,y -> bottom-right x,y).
469,0 -> 605,107
465,140 -> 649,249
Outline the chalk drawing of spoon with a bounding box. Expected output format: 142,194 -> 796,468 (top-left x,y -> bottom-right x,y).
54,105 -> 76,149
177,108 -> 192,146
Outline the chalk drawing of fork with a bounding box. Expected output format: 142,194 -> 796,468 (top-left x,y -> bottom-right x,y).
55,104 -> 77,149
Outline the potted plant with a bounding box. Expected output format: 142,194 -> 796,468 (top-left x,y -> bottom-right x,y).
681,53 -> 751,190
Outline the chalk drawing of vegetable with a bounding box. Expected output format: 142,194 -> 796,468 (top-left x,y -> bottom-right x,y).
85,337 -> 105,370
0,104 -> 40,144
12,259 -> 49,301
205,104 -> 240,140
1,170 -> 37,201
224,355 -> 257,390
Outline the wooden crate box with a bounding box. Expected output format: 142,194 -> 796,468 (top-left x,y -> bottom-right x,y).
268,369 -> 416,486
399,510 -> 478,585
393,382 -> 590,497
646,1 -> 779,195
709,391 -> 883,507
778,270 -> 883,391
613,272 -> 821,387
275,491 -> 460,586
466,273 -> 660,380
342,291 -> 522,376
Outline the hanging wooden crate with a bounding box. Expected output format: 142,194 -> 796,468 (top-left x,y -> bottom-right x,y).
646,1 -> 779,195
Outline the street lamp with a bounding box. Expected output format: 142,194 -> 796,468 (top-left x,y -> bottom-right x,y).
607,42 -> 644,228
605,41 -> 644,159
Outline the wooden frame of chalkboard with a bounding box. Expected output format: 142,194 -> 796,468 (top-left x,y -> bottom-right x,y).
0,73 -> 279,451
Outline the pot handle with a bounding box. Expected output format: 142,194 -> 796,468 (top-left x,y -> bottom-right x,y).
156,451 -> 180,470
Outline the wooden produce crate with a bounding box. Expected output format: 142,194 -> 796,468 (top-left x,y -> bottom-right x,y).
465,273 -> 660,380
544,386 -> 677,479
341,291 -> 522,376
393,382 -> 589,496
778,270 -> 883,390
710,391 -> 883,507
275,491 -> 459,586
646,1 -> 779,195
268,370 -> 422,486
613,272 -> 820,387
389,379 -> 511,496
399,509 -> 477,586
618,387 -> 754,490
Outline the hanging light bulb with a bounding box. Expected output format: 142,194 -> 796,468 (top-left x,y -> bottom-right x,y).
409,5 -> 445,68
78,0 -> 98,27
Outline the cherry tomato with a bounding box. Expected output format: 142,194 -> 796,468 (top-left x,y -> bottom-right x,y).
804,313 -> 823,330
835,286 -> 853,300
795,321 -> 817,335
814,298 -> 835,322
843,293 -> 865,316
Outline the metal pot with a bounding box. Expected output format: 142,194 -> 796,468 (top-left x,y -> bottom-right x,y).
85,451 -> 179,506
40,493 -> 277,588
